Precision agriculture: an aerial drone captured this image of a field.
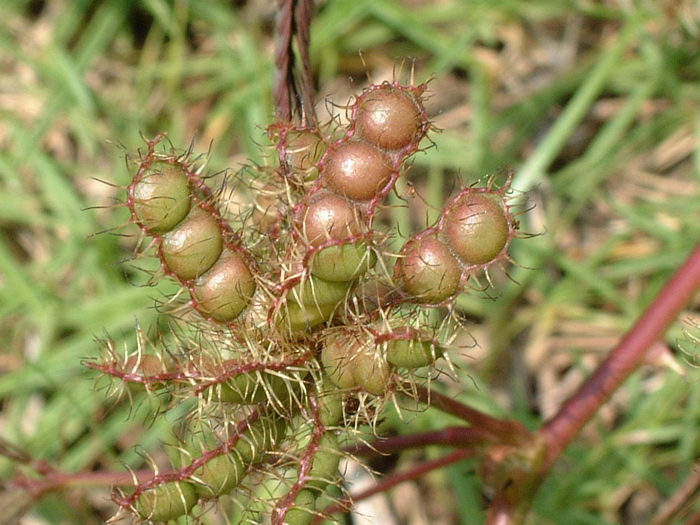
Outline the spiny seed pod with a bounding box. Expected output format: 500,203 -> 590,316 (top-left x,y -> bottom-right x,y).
442,192 -> 511,266
160,205 -> 223,281
194,453 -> 245,497
134,481 -> 197,522
234,416 -> 287,464
317,380 -> 344,426
354,84 -> 425,151
309,242 -> 376,282
394,235 -> 462,304
215,371 -> 288,405
321,331 -> 392,394
288,275 -> 353,307
191,249 -> 256,322
307,432 -> 341,490
322,140 -> 393,201
300,192 -> 364,247
283,129 -> 327,178
284,489 -> 317,525
129,161 -> 192,234
384,338 -> 441,369
124,354 -> 169,391
277,300 -> 340,333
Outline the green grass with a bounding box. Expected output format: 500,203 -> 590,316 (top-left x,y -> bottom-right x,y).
1,1 -> 699,524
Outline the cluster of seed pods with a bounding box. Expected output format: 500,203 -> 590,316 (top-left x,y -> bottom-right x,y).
105,80 -> 521,524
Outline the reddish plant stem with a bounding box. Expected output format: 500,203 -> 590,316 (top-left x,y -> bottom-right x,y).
541,243 -> 700,471
345,426 -> 493,456
412,385 -> 531,446
316,449 -> 474,523
273,0 -> 315,125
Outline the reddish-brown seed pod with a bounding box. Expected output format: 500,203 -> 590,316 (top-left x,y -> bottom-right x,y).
394,235 -> 462,304
299,192 -> 364,247
129,161 -> 192,234
160,206 -> 224,281
442,192 -> 510,266
191,249 -> 256,322
322,141 -> 393,201
354,86 -> 424,151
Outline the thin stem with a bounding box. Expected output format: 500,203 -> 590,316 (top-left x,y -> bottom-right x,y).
412,385 -> 531,446
345,426 -> 493,457
316,449 -> 474,523
541,243 -> 700,471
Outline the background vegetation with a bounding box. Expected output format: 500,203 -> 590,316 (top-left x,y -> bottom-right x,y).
1,0 -> 699,523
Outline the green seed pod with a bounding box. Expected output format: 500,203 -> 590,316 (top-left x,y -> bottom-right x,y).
300,192 -> 364,247
317,380 -> 344,426
130,161 -> 192,234
289,275 -> 352,307
443,192 -> 510,266
394,235 -> 461,304
354,86 -> 424,151
385,338 -> 440,369
191,249 -> 256,322
284,489 -> 317,525
307,432 -> 341,490
309,242 -> 376,282
160,206 -> 223,280
322,140 -> 393,201
321,332 -> 357,390
234,416 -> 287,464
134,481 -> 197,522
352,347 -> 391,395
215,371 -> 292,406
193,452 -> 245,497
277,301 -> 338,333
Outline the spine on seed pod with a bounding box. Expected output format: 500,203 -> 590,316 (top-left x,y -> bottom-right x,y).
126,135 -> 258,324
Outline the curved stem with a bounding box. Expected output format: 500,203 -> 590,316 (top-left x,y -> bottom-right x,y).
541,243 -> 700,471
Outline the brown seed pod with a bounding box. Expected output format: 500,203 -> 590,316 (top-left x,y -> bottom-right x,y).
299,192 -> 364,247
354,85 -> 425,151
191,249 -> 256,322
160,205 -> 224,281
442,192 -> 511,267
321,140 -> 393,201
129,161 -> 192,234
394,235 -> 462,304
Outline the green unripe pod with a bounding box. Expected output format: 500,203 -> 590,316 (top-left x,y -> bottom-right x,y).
443,192 -> 510,266
134,481 -> 197,522
385,339 -> 440,369
289,275 -> 353,307
309,242 -> 376,282
193,452 -> 245,497
322,140 -> 393,201
307,432 -> 341,490
191,249 -> 256,322
130,161 -> 192,234
277,301 -> 338,333
234,416 -> 287,464
321,333 -> 356,390
160,206 -> 223,280
351,349 -> 391,395
317,381 -> 344,426
284,489 -> 317,525
394,235 -> 461,304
